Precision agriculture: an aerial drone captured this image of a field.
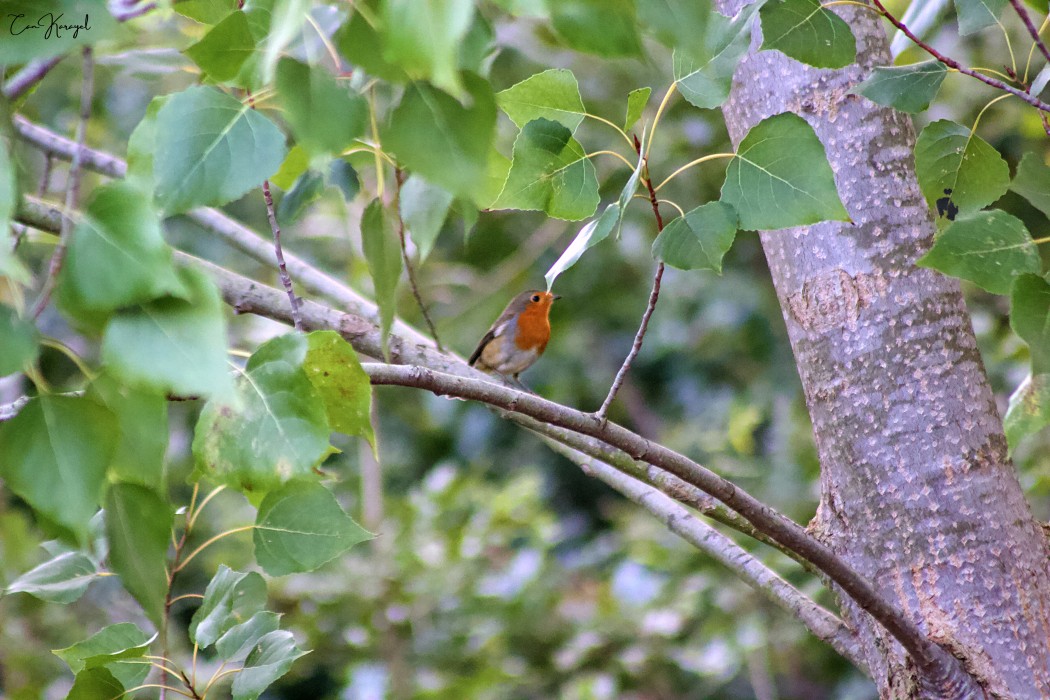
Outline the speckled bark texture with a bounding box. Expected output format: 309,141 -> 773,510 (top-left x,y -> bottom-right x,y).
714,2 -> 1050,698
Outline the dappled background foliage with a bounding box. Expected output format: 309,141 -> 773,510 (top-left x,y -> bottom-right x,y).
3,0 -> 1050,698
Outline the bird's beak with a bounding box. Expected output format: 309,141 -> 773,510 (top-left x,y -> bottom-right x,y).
552,294 -> 563,301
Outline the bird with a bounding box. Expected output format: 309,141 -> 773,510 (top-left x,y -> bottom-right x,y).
469,290 -> 561,381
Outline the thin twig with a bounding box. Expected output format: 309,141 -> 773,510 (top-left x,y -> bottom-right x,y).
596,136 -> 666,421
246,88 -> 303,330
1010,0 -> 1050,68
37,154 -> 54,196
261,179 -> 303,331
1,56 -> 64,100
30,47 -> 93,319
393,168 -> 443,351
870,0 -> 1050,112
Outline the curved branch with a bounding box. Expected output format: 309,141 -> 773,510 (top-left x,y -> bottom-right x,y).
362,364 -> 968,687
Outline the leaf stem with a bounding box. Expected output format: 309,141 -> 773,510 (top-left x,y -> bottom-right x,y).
654,153 -> 735,192
645,82 -> 677,161
174,525 -> 256,573
582,112 -> 636,149
369,86 -> 385,198
393,168 -> 443,350
187,486 -> 226,529
39,338 -> 97,380
586,149 -> 637,169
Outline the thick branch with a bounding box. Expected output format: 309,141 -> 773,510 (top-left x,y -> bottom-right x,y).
543,437 -> 868,673
362,364 -> 968,685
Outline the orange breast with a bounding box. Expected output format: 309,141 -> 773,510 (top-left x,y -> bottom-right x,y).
514,304 -> 551,353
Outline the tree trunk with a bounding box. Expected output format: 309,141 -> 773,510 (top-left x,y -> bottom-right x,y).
714,2 -> 1050,697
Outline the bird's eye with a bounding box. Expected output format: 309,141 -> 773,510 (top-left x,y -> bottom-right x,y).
531,294 -> 541,302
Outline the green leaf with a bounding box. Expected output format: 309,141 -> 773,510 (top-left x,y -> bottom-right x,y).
955,0 -> 1007,34
362,199 -> 403,359
672,4 -> 758,110
271,144 -> 310,191
492,118 -> 600,221
192,333 -> 332,492
216,612 -> 282,661
916,211 -> 1040,295
54,622 -> 153,674
260,0 -> 310,84
624,87 -> 651,131
382,75 -> 497,201
458,12 -> 495,75
1011,274 -> 1050,374
476,148 -> 512,210
496,69 -> 587,131
617,138 -> 646,235
276,58 -> 368,157
545,203 -> 620,290
0,134 -> 29,284
327,160 -> 361,202
126,95 -> 169,194
400,175 -> 453,261
550,0 -> 643,57
101,267 -> 234,401
852,60 -> 947,113
759,0 -> 856,68
59,182 -> 186,314
652,201 -> 739,272
104,485 -> 172,628
254,481 -> 372,576
67,668 -> 124,700
303,331 -> 375,444
0,305 -> 38,376
59,622 -> 151,693
6,551 -> 99,604
176,0 -> 235,24
190,566 -> 268,649
232,630 -> 309,700
381,0 -> 475,97
184,10 -> 256,82
154,86 -> 287,214
277,170 -> 326,225
1005,373 -> 1050,449
0,0 -> 118,63
0,396 -> 116,540
87,376 -> 168,488
638,0 -> 714,51
914,120 -> 1010,218
720,112 -> 848,230
334,2 -> 409,83
1010,152 -> 1050,218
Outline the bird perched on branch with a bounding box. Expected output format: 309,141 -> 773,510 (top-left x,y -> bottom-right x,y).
469,290 -> 560,381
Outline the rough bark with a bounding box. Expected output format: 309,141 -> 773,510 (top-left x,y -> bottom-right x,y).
715,2 -> 1050,697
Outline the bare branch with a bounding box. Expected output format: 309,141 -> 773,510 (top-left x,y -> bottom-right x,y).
596,137 -> 667,420
261,179 -> 303,331
362,364 -> 970,687
30,47 -> 94,319
1009,0 -> 1050,68
870,0 -> 1050,112
1,56 -> 64,101
544,437 -> 868,674
394,168 -> 443,351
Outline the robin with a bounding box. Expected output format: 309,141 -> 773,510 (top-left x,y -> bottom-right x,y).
469,290 -> 561,381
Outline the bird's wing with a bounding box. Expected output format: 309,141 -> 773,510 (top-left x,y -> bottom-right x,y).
468,318 -> 511,367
